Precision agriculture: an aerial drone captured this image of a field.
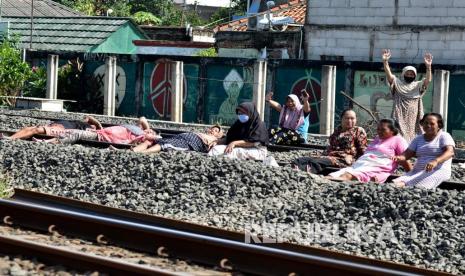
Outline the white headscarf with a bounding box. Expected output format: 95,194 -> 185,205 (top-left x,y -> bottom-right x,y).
392,66 -> 425,99
278,94 -> 305,130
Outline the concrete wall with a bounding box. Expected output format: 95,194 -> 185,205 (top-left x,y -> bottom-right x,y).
305,0 -> 465,64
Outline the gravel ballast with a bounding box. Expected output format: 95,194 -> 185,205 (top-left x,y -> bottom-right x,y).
0,109 -> 330,146
1,139 -> 465,274
0,226 -> 228,275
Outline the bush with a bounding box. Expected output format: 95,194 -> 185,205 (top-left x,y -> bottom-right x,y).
0,37 -> 32,105
196,47 -> 218,57
23,66 -> 47,98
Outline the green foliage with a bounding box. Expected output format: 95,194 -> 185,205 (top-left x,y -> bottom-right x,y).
54,0 -> 205,26
132,11 -> 162,26
57,58 -> 103,114
210,0 -> 247,25
196,47 -> 218,57
55,0 -> 132,16
23,66 -> 47,98
0,38 -> 31,101
0,173 -> 11,199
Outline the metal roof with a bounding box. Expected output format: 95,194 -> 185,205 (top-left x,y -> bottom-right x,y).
3,16 -> 146,53
0,0 -> 81,17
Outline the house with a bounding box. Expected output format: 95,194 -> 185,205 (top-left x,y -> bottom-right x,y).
141,25 -> 215,43
305,0 -> 465,65
2,16 -> 147,54
215,0 -> 306,59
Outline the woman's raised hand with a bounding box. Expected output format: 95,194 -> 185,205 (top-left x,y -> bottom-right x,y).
382,49 -> 391,62
301,90 -> 309,102
424,52 -> 433,66
265,92 -> 273,102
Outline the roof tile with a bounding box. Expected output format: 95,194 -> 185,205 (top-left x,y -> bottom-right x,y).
3,16 -> 134,52
0,0 -> 81,17
216,0 -> 306,32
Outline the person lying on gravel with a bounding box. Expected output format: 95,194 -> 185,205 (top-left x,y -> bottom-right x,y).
208,102 -> 269,160
4,117 -> 97,140
292,109 -> 368,174
266,91 -> 311,145
38,117 -> 158,145
327,119 -> 412,183
392,113 -> 455,189
131,125 -> 224,154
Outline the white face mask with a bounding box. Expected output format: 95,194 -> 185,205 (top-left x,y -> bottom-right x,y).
238,114 -> 249,123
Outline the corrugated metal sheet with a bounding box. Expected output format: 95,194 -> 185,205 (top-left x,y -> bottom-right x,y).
2,16 -> 146,53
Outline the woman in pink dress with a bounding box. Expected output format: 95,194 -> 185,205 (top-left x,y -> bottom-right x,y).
327,119 -> 412,183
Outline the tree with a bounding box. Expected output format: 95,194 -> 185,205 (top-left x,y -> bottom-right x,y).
54,0 -> 205,26
55,0 -> 131,16
132,11 -> 162,26
0,37 -> 32,105
209,0 -> 247,25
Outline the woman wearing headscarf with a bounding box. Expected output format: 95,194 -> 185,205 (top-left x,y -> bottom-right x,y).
382,49 -> 433,142
266,91 -> 311,145
208,102 -> 269,160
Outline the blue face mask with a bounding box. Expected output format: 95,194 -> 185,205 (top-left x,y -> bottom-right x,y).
238,114 -> 249,123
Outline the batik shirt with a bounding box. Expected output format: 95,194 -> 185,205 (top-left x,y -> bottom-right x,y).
325,126 -> 368,165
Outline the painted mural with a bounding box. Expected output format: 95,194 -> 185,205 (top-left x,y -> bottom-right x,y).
93,64 -> 127,109
272,67 -> 346,134
85,61 -> 137,116
142,62 -> 199,123
353,71 -> 433,126
448,74 -> 465,140
204,65 -> 254,125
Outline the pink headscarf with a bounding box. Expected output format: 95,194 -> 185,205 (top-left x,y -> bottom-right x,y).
278,94 -> 305,130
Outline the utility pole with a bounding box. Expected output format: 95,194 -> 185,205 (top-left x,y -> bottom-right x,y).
30,0 -> 34,49
0,0 -> 3,20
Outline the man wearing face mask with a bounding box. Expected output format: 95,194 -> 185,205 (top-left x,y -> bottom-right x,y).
382,49 -> 433,143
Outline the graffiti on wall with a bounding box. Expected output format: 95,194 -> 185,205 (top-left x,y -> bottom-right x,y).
93,65 -> 127,109
142,62 -> 199,122
149,62 -> 187,117
84,61 -> 137,116
448,74 -> 465,140
211,69 -> 244,124
353,71 -> 433,126
204,65 -> 253,125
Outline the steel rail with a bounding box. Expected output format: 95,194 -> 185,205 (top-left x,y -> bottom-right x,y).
0,235 -> 185,276
0,189 -> 449,276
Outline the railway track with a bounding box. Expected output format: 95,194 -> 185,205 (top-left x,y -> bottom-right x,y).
0,189 -> 449,276
1,128 -> 465,190
0,112 -> 329,150
0,235 -> 179,276
3,111 -> 465,153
